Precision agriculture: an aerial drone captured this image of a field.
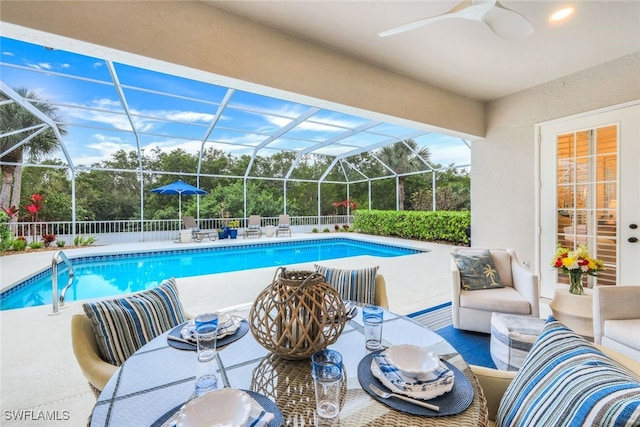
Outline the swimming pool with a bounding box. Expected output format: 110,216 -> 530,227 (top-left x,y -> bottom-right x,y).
0,238 -> 422,310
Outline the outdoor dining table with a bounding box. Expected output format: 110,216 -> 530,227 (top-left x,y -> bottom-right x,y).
90,306 -> 489,426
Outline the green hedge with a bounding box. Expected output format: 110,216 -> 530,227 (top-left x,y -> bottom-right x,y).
352,209 -> 470,244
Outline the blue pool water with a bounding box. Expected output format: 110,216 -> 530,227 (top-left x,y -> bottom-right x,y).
1,238 -> 421,310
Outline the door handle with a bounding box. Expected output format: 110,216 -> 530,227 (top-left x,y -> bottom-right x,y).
629,237 -> 639,243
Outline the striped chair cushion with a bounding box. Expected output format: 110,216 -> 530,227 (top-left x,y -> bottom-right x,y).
315,264 -> 378,305
83,278 -> 187,366
496,317 -> 640,427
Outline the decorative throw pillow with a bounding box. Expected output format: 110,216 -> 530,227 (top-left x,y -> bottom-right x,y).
451,250 -> 503,290
83,278 -> 187,366
496,317 -> 640,427
315,264 -> 378,305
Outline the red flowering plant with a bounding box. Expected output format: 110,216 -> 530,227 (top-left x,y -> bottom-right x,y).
41,234 -> 56,248
331,199 -> 358,230
342,199 -> 358,211
331,201 -> 341,215
332,199 -> 358,215
0,207 -> 19,251
24,194 -> 45,243
1,206 -> 19,219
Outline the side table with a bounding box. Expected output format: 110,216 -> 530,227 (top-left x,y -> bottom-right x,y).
549,285 -> 594,338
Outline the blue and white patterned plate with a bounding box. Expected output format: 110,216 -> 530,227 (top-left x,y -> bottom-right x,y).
358,350 -> 474,417
167,319 -> 249,351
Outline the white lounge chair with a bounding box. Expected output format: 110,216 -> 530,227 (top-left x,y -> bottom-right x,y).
243,215 -> 262,239
183,216 -> 217,242
275,214 -> 291,237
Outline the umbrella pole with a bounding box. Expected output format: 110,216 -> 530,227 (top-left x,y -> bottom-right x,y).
179,194 -> 182,224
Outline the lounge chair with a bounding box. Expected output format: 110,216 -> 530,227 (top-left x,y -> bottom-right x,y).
275,214 -> 292,237
243,215 -> 262,239
183,216 -> 217,242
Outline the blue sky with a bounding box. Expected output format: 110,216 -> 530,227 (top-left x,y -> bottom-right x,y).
1,36 -> 470,171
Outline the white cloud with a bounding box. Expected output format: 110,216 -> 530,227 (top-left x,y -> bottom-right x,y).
73,135 -> 137,166
63,106 -> 133,131
145,138 -> 202,155
429,144 -> 470,167
208,131 -> 265,147
93,98 -> 122,109
160,110 -> 214,123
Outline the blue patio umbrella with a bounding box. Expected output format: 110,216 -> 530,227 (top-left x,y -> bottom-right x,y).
150,180 -> 207,222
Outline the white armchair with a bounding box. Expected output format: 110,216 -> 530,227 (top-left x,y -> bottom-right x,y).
593,285 -> 640,360
451,248 -> 539,334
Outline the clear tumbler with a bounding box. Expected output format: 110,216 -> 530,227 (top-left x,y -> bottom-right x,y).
194,313 -> 219,397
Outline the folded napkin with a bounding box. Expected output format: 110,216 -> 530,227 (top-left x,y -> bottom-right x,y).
372,353 -> 454,399
181,312 -> 241,342
247,397 -> 275,427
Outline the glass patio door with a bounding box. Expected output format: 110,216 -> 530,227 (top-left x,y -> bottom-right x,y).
538,103 -> 640,298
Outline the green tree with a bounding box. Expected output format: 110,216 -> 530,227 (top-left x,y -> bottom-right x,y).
410,167 -> 470,211
376,139 -> 431,210
20,160 -> 72,220
0,88 -> 66,212
75,150 -> 142,220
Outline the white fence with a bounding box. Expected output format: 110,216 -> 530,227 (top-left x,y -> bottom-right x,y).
9,215 -> 354,245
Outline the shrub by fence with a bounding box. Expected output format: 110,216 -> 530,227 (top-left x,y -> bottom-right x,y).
353,209 -> 470,245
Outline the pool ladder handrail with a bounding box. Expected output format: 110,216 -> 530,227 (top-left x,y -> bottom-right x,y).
50,250 -> 75,315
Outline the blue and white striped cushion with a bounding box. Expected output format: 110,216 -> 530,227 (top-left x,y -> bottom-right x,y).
83,278 -> 187,366
315,264 -> 378,305
496,317 -> 640,427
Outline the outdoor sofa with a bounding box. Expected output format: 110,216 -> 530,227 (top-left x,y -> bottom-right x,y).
472,317 -> 640,426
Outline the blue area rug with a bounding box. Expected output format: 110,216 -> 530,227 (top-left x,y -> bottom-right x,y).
433,325 -> 496,369
408,303 -> 496,369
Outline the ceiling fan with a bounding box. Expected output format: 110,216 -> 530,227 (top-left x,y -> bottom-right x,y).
378,0 -> 534,39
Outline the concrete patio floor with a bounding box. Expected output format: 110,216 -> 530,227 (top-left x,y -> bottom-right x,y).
0,233 -> 549,426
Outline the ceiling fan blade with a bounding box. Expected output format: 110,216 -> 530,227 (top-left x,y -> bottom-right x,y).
378,0 -> 473,37
482,3 -> 534,39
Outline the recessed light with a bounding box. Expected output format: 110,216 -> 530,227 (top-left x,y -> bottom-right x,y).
550,6 -> 575,22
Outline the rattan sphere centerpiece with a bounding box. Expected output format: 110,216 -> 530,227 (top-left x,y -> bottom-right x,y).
249,267 -> 347,360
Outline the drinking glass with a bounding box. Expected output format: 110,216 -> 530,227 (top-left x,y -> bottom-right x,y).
311,349 -> 343,419
194,313 -> 219,397
362,305 -> 383,351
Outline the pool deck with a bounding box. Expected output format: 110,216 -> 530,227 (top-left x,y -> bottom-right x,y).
0,233 -> 459,426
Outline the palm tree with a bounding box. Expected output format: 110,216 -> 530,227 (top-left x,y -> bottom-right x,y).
377,139 -> 431,210
0,88 -> 65,212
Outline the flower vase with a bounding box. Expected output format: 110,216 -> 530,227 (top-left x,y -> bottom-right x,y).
568,271 -> 584,295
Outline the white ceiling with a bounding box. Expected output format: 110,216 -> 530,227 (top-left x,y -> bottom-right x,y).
207,1 -> 640,102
